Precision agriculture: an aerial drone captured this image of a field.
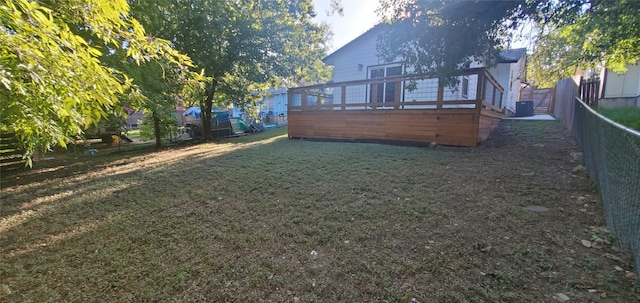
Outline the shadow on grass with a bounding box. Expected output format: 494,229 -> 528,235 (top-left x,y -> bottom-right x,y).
1,121 -> 638,302
0,127 -> 297,300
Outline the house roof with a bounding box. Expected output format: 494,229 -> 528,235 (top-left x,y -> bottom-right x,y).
323,24 -> 527,65
323,24 -> 388,65
498,48 -> 527,63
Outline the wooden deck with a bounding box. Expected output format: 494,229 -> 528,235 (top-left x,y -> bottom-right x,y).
287,68 -> 504,147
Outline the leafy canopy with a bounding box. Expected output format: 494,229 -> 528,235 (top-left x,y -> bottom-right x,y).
128,0 -> 331,140
528,0 -> 640,87
376,0 -> 640,86
0,0 -> 191,165
376,0 -> 530,85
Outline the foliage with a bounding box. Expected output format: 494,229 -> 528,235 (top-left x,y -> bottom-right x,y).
0,0 -> 191,165
179,70 -> 210,108
83,111 -> 128,140
376,0 -> 530,86
129,0 -> 331,141
125,59 -> 185,147
527,25 -> 582,88
563,0 -> 640,74
138,110 -> 180,142
296,58 -> 334,86
528,0 -> 640,87
377,0 -> 640,87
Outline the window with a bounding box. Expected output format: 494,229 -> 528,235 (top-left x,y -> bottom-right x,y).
461,76 -> 469,99
368,64 -> 403,104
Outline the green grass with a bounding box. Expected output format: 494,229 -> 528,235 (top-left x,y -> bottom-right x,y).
598,107 -> 640,131
125,129 -> 142,140
1,123 -> 638,302
504,120 -> 553,144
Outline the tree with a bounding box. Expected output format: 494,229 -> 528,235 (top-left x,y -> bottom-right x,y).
125,59 -> 189,148
129,0 -> 330,141
562,0 -> 640,73
0,0 -> 191,165
527,0 -> 640,87
376,0 -> 640,85
376,0 -> 530,86
527,25 -> 582,88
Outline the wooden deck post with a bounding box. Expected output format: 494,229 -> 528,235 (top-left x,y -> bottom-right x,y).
492,86 -> 497,106
371,82 -> 378,110
287,89 -> 292,114
301,90 -> 308,111
394,80 -> 402,109
476,70 -> 485,111
436,79 -> 444,109
341,85 -> 346,110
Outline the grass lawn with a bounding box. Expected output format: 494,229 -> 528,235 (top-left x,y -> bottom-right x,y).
598,107 -> 640,131
1,121 -> 638,302
124,129 -> 142,141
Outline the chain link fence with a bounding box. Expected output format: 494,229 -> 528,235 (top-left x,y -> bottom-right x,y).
570,97 -> 640,276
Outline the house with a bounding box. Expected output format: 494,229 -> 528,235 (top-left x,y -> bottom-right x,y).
322,24 -> 526,115
595,64 -> 640,108
286,24 -> 526,147
487,48 -> 528,115
231,87 -> 289,122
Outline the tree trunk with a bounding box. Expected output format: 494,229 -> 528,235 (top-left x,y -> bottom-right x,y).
153,112 -> 162,148
201,78 -> 218,142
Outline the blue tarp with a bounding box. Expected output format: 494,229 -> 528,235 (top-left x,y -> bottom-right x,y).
182,106 -> 203,118
183,106 -> 229,123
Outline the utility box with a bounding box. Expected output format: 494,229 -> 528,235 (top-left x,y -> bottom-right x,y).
516,101 -> 534,117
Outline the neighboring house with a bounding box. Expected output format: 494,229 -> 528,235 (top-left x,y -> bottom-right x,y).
125,111 -> 145,129
596,64 -> 640,108
231,87 -> 288,119
487,48 -> 527,114
322,24 -> 527,115
257,87 -> 288,118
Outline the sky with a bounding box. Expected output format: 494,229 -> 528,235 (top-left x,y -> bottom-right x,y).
312,0 -> 380,54
312,0 -> 533,55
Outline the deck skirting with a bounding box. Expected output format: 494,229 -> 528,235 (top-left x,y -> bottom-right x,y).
288,109 -> 501,147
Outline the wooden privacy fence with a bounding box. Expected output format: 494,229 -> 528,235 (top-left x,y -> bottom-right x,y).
554,76 -> 601,131
520,87 -> 555,114
287,68 -> 504,147
580,77 -> 601,107
0,132 -> 24,168
554,76 -> 581,132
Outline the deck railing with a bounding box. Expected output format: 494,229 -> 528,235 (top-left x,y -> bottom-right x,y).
288,67 -> 504,115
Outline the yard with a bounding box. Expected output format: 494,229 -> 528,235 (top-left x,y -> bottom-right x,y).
0,121 -> 638,302
597,107 -> 640,131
